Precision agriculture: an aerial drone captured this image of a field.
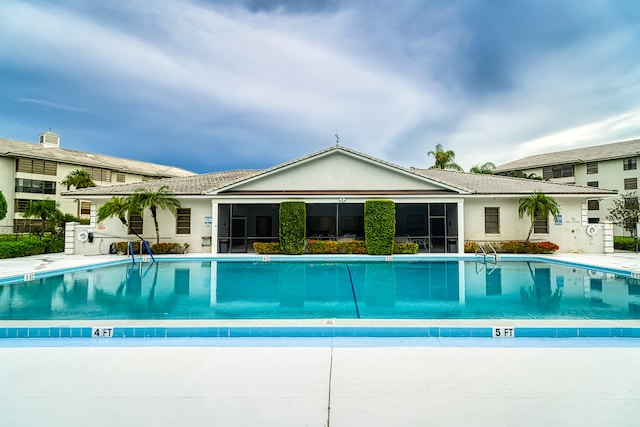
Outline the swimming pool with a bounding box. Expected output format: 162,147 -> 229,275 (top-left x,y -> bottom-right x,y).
2,258 -> 639,321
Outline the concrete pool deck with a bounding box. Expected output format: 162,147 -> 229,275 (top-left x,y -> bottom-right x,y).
0,337 -> 639,426
1,252 -> 640,426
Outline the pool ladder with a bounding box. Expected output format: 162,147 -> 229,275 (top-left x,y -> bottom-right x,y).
475,242 -> 499,274
128,240 -> 156,265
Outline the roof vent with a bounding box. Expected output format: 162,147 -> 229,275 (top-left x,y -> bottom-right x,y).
39,129 -> 60,148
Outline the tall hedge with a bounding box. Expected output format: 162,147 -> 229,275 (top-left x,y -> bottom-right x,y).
0,190 -> 7,221
279,201 -> 306,255
364,200 -> 396,255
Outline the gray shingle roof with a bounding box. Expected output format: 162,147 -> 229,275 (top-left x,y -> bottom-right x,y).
0,137 -> 194,177
411,169 -> 615,195
63,170 -> 261,196
64,146 -> 615,198
495,138 -> 640,172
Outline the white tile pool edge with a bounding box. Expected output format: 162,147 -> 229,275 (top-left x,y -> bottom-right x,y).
2,319 -> 640,339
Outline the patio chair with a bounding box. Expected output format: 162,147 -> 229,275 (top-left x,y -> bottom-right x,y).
409,235 -> 429,251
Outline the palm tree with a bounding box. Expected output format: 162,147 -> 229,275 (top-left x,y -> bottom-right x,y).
128,186 -> 181,244
469,162 -> 496,174
507,170 -> 544,180
22,199 -> 63,237
518,192 -> 560,241
427,144 -> 463,171
61,169 -> 96,190
97,196 -> 142,239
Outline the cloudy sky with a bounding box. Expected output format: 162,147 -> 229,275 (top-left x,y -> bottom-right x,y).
1,0 -> 639,173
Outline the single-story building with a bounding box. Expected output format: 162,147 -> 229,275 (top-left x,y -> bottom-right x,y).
63,145 -> 617,255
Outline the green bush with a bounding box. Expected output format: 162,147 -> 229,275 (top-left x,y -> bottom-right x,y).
253,242 -> 281,254
150,242 -> 189,254
614,236 -> 636,251
393,242 -> 418,254
0,236 -> 63,259
465,240 -> 559,254
0,190 -> 7,221
279,201 -> 306,255
498,241 -> 559,254
306,240 -> 367,254
364,200 -> 396,255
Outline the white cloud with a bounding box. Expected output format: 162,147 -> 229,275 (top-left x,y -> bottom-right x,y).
1,1 -> 639,172
17,97 -> 88,113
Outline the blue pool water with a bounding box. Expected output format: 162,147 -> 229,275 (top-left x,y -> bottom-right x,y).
1,259 -> 639,320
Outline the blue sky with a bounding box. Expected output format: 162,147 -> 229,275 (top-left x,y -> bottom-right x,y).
1,0 -> 639,174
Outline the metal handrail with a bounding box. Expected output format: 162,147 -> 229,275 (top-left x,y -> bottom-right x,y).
475,241 -> 499,264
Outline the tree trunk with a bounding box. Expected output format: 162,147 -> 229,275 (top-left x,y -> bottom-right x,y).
526,222 -> 534,242
151,207 -> 160,244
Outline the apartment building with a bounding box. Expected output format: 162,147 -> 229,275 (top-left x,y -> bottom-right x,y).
0,130 -> 194,233
495,138 -> 640,232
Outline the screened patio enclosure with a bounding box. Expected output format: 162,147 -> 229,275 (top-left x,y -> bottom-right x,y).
216,202 -> 459,253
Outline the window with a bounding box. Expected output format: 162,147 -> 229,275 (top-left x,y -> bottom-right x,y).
128,213 -> 143,235
83,167 -> 112,182
625,197 -> 639,211
586,162 -> 598,174
15,178 -> 56,194
115,172 -> 126,183
625,177 -> 638,190
16,158 -> 57,175
484,207 -> 500,234
587,200 -> 600,211
623,157 -> 637,171
588,218 -> 600,224
80,201 -> 91,216
13,219 -> 33,233
586,181 -> 598,187
542,164 -> 574,179
533,215 -> 549,234
176,208 -> 191,234
14,199 -> 31,213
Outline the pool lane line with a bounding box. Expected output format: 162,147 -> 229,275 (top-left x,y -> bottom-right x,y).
345,264 -> 361,319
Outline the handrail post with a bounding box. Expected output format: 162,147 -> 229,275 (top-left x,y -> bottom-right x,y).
128,241 -> 135,265
141,240 -> 156,263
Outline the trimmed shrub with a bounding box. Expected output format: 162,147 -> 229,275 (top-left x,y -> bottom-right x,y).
499,241 -> 559,254
306,240 -> 367,254
150,242 -> 189,254
0,236 -> 63,259
279,201 -> 306,255
0,190 -> 7,221
364,200 -> 396,255
465,240 -> 559,254
253,242 -> 281,254
341,240 -> 367,254
464,241 -> 480,253
307,240 -> 340,254
393,242 -> 418,254
114,241 -> 187,254
614,236 -> 636,251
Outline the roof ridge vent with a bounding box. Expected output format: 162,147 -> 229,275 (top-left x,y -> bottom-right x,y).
39,129 -> 60,148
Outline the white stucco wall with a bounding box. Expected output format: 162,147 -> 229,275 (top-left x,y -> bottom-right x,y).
72,198 -> 214,255
464,197 -> 605,253
230,152 -> 444,192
